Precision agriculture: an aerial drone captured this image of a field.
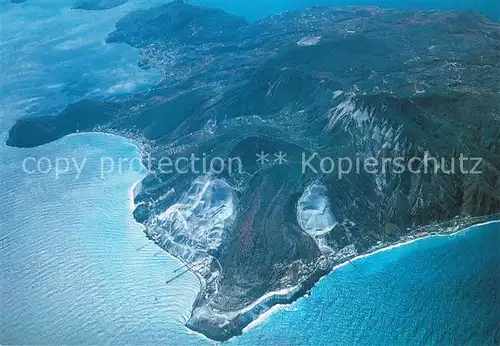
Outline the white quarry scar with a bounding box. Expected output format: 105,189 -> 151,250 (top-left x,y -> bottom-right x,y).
155,175 -> 235,261
297,182 -> 337,236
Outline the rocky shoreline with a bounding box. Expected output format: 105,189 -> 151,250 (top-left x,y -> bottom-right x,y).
7,3 -> 500,342
161,214 -> 500,341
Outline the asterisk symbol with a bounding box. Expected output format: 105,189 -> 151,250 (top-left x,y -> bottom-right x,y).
274,151 -> 287,164
256,151 -> 269,165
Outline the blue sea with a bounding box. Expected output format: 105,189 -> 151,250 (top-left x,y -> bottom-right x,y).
1,0 -> 499,345
232,221 -> 500,345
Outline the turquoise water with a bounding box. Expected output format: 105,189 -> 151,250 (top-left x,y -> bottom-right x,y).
1,132 -> 497,345
0,134 -> 203,344
197,0 -> 500,21
234,222 -> 500,345
1,131 -> 497,345
1,0 -> 499,345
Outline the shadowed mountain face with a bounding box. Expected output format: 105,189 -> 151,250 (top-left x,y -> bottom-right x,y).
7,1 -> 500,340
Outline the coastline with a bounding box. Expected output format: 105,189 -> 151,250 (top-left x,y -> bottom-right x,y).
128,179 -> 142,210
3,2 -> 498,343
75,132 -> 213,343
65,131 -> 149,155
202,216 -> 500,339
242,304 -> 287,332
329,219 -> 499,274
52,132 -> 500,343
